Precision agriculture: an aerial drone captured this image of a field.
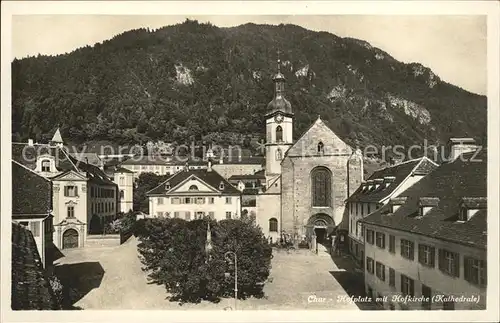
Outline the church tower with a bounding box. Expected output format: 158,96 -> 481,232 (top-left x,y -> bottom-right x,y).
265,54 -> 293,183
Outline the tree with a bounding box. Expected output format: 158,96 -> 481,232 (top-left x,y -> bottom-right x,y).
136,218 -> 272,303
133,173 -> 170,213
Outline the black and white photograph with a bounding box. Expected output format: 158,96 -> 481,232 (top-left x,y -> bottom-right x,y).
1,1 -> 499,322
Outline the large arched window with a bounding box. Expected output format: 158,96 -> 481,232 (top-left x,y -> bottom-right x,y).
311,167 -> 332,207
276,126 -> 283,142
269,218 -> 278,232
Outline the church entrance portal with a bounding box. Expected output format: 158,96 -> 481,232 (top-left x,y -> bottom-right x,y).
314,227 -> 327,244
306,213 -> 335,247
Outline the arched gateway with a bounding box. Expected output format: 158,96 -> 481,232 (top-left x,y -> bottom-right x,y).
306,213 -> 335,244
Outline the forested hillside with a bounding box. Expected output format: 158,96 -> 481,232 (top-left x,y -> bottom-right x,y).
12,19 -> 487,152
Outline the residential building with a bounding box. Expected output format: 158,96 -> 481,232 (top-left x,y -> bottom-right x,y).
12,161 -> 54,269
105,165 -> 135,213
12,129 -> 118,248
146,163 -> 242,221
360,148 -> 487,310
346,157 -> 438,266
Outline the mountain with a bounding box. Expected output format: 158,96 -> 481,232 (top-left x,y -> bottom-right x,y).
11,19 -> 487,157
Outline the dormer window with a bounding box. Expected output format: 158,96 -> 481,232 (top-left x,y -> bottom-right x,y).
317,142 -> 324,154
458,197 -> 487,222
374,179 -> 384,190
367,180 -> 374,191
383,176 -> 396,188
361,182 -> 368,192
418,197 -> 440,217
219,182 -> 225,190
165,182 -> 171,190
389,196 -> 407,213
41,159 -> 51,172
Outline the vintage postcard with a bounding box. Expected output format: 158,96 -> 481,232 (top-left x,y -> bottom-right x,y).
1,1 -> 499,322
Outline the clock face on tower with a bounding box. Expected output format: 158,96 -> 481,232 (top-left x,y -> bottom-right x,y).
275,114 -> 283,123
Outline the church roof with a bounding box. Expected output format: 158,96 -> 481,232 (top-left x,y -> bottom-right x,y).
267,95 -> 292,116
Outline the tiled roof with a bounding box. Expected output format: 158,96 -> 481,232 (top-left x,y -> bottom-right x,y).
361,149 -> 487,249
147,169 -> 240,196
12,143 -> 115,186
11,223 -> 61,310
347,157 -> 438,203
69,152 -> 103,167
12,161 -> 52,217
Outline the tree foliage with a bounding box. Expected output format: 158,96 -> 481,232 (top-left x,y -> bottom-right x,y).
136,217 -> 272,303
12,19 -> 487,151
133,173 -> 170,213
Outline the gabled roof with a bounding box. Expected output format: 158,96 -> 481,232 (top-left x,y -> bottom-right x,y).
347,157 -> 438,203
146,169 -> 240,196
51,128 -> 63,143
361,149 -> 487,249
11,223 -> 61,310
12,161 -> 52,217
12,143 -> 115,186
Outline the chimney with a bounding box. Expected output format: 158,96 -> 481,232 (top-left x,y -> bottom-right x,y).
447,137 -> 478,162
28,138 -> 34,146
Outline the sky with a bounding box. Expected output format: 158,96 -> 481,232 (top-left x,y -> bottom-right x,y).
12,15 -> 487,95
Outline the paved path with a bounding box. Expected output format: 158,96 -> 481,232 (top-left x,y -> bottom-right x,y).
55,237 -> 361,310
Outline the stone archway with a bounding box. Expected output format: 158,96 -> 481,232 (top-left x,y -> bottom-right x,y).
306,213 -> 335,245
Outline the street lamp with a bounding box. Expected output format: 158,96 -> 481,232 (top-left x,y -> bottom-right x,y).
224,251 -> 238,310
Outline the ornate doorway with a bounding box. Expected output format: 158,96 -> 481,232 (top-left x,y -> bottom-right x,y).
62,229 -> 79,249
306,213 -> 335,244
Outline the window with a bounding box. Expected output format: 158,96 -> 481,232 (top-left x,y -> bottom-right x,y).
157,211 -> 164,218
355,222 -> 358,236
119,177 -> 125,185
120,190 -> 124,200
184,197 -> 191,204
366,257 -> 374,274
189,185 -> 199,191
275,148 -> 283,160
165,212 -> 171,218
400,239 -> 414,260
389,268 -> 395,287
366,229 -> 375,244
225,197 -> 232,204
64,185 -> 78,197
196,211 -> 205,219
422,285 -> 432,310
67,206 -> 75,218
375,262 -> 385,281
208,212 -> 215,219
185,211 -> 191,220
157,197 -> 164,205
174,212 -> 179,218
439,249 -> 460,277
376,232 -> 385,249
208,197 -> 215,204
368,204 -> 371,214
219,182 -> 225,190
356,203 -> 359,215
389,235 -> 395,253
418,244 -> 436,267
311,167 -> 331,207
269,218 -> 278,232
464,257 -> 486,286
360,223 -> 364,237
317,141 -> 324,154
41,160 -> 51,172
165,182 -> 171,190
196,197 -> 205,204
276,126 -> 283,142
401,274 -> 414,296
29,221 -> 40,237
226,212 -> 232,219
172,197 -> 180,204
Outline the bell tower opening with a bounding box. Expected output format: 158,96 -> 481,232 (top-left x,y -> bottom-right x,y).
265,50 -> 294,181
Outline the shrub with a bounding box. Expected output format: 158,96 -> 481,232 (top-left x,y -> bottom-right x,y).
137,218 -> 272,303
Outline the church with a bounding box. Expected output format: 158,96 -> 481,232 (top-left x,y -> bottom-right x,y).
253,60 -> 364,246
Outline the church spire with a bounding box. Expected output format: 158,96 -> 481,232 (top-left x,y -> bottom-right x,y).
266,49 -> 292,116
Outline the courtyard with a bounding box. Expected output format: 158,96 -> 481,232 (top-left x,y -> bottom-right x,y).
54,237 -> 375,310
